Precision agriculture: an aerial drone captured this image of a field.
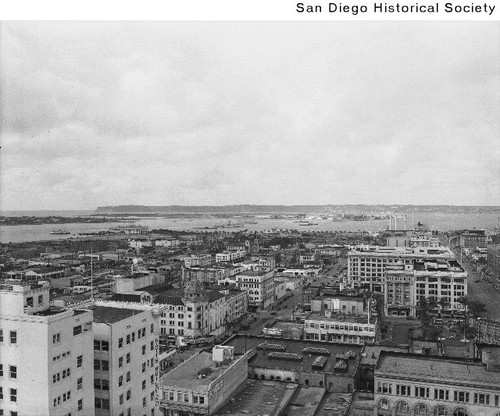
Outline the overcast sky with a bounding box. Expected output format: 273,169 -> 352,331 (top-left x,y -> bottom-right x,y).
1,21 -> 499,210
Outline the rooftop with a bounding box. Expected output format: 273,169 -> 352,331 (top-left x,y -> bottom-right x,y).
376,352 -> 500,387
213,379 -> 296,416
223,335 -> 362,377
160,351 -> 245,392
92,305 -> 142,324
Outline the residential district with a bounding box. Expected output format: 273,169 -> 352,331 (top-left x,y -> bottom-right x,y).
1,215 -> 500,416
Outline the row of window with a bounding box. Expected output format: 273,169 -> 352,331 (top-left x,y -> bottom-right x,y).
53,367 -> 71,383
377,382 -> 500,406
0,388 -> 17,402
53,390 -> 72,407
378,399 -> 500,416
0,330 -> 17,344
73,322 -> 92,336
118,324 -> 154,349
163,391 -> 206,405
53,350 -> 72,362
0,364 -> 16,379
306,322 -> 373,332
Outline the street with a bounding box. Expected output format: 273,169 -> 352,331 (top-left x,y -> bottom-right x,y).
447,243 -> 500,321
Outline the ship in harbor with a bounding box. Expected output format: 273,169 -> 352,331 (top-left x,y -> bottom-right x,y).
49,230 -> 71,235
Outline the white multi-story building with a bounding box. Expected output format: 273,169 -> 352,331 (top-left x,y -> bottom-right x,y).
92,302 -> 160,416
0,281 -> 94,416
304,312 -> 377,345
383,259 -> 467,318
235,270 -> 275,309
157,283 -> 248,345
181,254 -> 212,269
347,245 -> 456,292
215,250 -> 246,263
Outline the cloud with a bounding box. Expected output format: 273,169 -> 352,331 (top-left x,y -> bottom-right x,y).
0,21 -> 499,210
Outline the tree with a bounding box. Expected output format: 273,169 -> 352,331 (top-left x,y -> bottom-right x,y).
468,300 -> 487,319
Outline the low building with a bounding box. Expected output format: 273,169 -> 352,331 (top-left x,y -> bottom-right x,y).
223,335 -> 361,393
311,294 -> 367,316
374,351 -> 500,416
115,272 -> 167,294
182,254 -> 212,268
159,345 -> 249,416
460,229 -> 487,249
304,312 -> 377,345
215,250 -> 246,263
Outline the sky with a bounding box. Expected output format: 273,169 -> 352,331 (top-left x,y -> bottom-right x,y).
0,21 -> 499,210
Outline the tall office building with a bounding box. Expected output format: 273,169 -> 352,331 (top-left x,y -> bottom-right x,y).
92,302 -> 160,416
0,281 -> 94,416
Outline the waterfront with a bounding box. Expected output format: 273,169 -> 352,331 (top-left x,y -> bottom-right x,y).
1,212 -> 499,244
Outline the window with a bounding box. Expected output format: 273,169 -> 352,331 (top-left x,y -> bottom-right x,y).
10,331 -> 17,344
0,387 -> 3,400
454,391 -> 469,403
9,365 -> 17,379
151,340 -> 154,351
142,362 -> 146,373
53,333 -> 61,344
73,325 -> 82,336
126,334 -> 131,344
132,332 -> 135,342
77,355 -> 83,368
396,385 -> 410,396
434,406 -> 449,416
142,345 -> 146,355
78,399 -> 83,411
142,380 -> 146,390
10,388 -> 17,402
435,389 -> 449,401
396,401 -> 410,412
120,394 -> 124,405
150,391 -> 155,401
415,404 -> 429,415
119,337 -> 123,348
378,398 -> 390,410
415,386 -> 430,398
119,357 -> 123,368
474,393 -> 490,405
151,324 -> 154,333
126,371 -> 131,382
150,374 -> 154,385
453,409 -> 468,416
0,330 -> 3,342
126,389 -> 131,400
0,364 -> 2,376
77,377 -> 83,390
143,397 -> 147,407
126,353 -> 131,364
119,375 -> 124,387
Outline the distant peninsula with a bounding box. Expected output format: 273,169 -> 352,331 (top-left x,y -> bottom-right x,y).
95,204 -> 500,215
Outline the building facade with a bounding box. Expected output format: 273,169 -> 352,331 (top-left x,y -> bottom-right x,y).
235,271 -> 275,309
92,302 -> 160,416
383,260 -> 467,318
347,246 -> 456,292
0,281 -> 94,416
460,230 -> 487,249
374,351 -> 500,416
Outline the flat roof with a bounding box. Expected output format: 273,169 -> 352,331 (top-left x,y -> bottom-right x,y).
213,379 -> 296,416
92,306 -> 142,324
160,351 -> 244,391
376,352 -> 500,387
223,335 -> 362,377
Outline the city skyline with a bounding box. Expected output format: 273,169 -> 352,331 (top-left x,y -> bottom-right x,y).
1,21 -> 499,210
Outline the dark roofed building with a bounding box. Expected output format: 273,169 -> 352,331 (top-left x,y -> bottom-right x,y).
222,335 -> 362,393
